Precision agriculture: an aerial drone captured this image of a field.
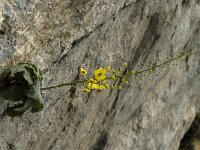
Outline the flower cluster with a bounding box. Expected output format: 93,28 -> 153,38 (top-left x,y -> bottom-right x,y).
78,51 -> 192,93
79,62 -> 131,93
81,67 -> 110,93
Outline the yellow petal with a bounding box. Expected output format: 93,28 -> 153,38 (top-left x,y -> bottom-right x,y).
100,68 -> 107,74
122,63 -> 127,67
100,75 -> 106,80
82,88 -> 90,93
91,84 -> 99,89
80,68 -> 87,75
93,69 -> 98,77
106,66 -> 110,71
87,83 -> 92,88
99,85 -> 106,90
88,79 -> 97,84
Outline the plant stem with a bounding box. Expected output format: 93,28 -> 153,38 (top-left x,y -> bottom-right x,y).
115,51 -> 191,79
41,79 -> 88,90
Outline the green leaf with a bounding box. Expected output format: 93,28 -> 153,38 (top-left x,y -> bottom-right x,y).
0,62 -> 44,117
31,99 -> 44,112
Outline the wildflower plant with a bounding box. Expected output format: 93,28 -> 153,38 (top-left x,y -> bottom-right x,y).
41,50 -> 192,93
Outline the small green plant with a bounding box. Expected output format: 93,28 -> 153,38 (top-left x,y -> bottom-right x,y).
0,50 -> 192,117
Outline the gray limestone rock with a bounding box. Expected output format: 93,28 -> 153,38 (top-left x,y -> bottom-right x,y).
0,0 -> 200,150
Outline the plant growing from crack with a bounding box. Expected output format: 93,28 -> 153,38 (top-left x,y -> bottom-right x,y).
0,50 -> 192,117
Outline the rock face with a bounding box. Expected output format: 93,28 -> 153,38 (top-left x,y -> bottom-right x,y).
179,115 -> 200,150
0,0 -> 200,150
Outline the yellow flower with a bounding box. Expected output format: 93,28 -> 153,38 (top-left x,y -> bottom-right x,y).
111,75 -> 116,80
80,68 -> 87,75
87,83 -> 99,89
88,79 -> 97,84
93,67 -> 107,81
122,63 -> 127,67
87,79 -> 99,89
118,86 -> 122,90
106,66 -> 110,71
99,85 -> 106,90
82,88 -> 90,93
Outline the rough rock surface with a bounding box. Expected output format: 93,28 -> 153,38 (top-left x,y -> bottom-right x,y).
0,0 -> 200,150
179,115 -> 200,150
